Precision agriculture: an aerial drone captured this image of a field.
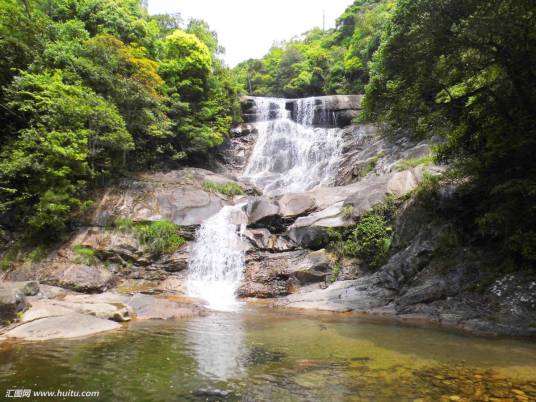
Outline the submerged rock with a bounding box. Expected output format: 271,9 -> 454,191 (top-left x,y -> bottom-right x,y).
127,293 -> 206,320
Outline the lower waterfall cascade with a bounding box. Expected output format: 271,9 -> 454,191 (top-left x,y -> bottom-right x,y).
185,204 -> 248,311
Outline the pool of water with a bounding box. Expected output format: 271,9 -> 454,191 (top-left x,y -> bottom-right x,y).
1,307 -> 535,401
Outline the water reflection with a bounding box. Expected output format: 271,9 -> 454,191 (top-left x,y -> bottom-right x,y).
185,313 -> 246,381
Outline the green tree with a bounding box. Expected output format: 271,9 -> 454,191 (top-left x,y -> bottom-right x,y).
0,71 -> 132,238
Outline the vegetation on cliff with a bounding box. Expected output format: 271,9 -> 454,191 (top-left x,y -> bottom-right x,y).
363,0 -> 536,267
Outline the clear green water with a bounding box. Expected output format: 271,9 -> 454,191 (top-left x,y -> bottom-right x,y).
1,307 -> 535,401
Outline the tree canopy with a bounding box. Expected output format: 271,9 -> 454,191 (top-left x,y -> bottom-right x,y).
0,0 -> 240,240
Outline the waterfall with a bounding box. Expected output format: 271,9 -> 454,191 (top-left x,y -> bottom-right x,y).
185,204 -> 248,311
186,97 -> 345,308
242,97 -> 344,195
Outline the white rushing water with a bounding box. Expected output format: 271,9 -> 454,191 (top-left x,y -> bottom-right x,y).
242,97 -> 344,195
185,204 -> 248,311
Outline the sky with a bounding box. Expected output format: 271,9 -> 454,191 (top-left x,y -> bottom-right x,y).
148,0 -> 354,67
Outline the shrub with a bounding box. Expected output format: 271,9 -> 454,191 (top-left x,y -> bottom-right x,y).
134,220 -> 185,256
27,246 -> 47,262
343,214 -> 392,269
329,262 -> 341,283
202,180 -> 245,196
341,205 -> 354,220
356,151 -> 384,178
72,245 -> 98,265
0,247 -> 19,271
114,217 -> 135,233
395,155 -> 434,171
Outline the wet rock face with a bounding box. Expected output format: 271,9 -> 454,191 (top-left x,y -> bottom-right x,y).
240,95 -> 362,128
286,95 -> 363,128
238,249 -> 333,298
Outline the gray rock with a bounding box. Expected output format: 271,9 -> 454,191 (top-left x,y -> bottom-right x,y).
0,287 -> 26,322
23,298 -> 131,323
288,249 -> 333,285
0,281 -> 40,322
244,229 -> 296,252
4,313 -> 120,341
246,197 -> 280,225
239,249 -> 334,298
44,264 -> 116,293
282,275 -> 395,313
277,193 -> 315,218
89,168 -> 244,227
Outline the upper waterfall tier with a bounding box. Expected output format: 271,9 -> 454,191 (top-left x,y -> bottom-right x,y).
241,95 -> 362,128
241,97 -> 349,196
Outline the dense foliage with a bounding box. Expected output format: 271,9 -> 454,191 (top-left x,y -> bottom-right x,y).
0,0 -> 240,240
233,0 -> 394,97
329,198 -> 396,270
364,0 -> 536,266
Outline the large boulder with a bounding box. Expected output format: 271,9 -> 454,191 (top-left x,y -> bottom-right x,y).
22,298 -> 131,323
43,264 -> 116,293
277,193 -> 316,218
287,249 -> 333,285
3,313 -> 120,341
246,197 -> 280,225
0,281 -> 39,322
281,274 -> 396,313
287,202 -> 349,249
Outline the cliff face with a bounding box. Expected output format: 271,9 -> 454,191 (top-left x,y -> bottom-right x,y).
2,95 -> 535,338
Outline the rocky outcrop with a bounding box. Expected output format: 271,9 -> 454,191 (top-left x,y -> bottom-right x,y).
280,200 -> 536,337
239,249 -> 334,298
0,282 -> 207,341
216,124 -> 258,176
286,95 -> 363,127
90,168 -> 247,227
3,167 -> 248,295
43,263 -> 116,293
127,293 -> 206,320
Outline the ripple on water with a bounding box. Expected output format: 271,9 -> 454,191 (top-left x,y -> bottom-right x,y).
0,308 -> 535,401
